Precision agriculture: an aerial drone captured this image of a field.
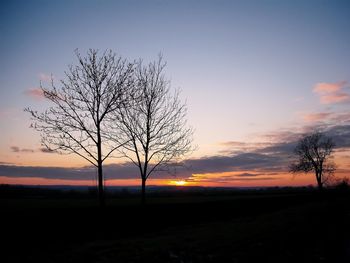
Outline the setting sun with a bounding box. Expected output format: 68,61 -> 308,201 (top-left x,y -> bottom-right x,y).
170,180 -> 187,186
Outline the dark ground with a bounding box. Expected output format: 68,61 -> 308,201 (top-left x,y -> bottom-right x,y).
1,186 -> 349,263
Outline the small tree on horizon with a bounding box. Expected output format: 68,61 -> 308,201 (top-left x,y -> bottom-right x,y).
25,49 -> 134,207
289,131 -> 336,190
112,56 -> 194,204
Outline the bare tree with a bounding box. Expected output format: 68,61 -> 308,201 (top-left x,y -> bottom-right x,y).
112,56 -> 194,204
289,131 -> 336,189
25,49 -> 134,207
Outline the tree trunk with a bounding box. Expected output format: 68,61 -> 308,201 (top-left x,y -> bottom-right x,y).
316,172 -> 323,190
141,177 -> 146,205
97,161 -> 105,207
97,133 -> 105,207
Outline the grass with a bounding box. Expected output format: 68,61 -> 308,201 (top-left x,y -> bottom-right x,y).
57,200 -> 349,263
1,187 -> 349,262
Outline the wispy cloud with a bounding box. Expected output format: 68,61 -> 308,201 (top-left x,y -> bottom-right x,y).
299,111 -> 350,125
10,146 -> 56,154
301,112 -> 332,122
0,163 -> 181,180
265,124 -> 350,150
23,88 -> 44,100
10,146 -> 34,153
184,153 -> 287,174
329,112 -> 350,124
236,172 -> 265,177
219,141 -> 271,154
313,81 -> 350,104
0,165 -> 96,180
187,172 -> 281,184
219,123 -> 350,163
39,147 -> 55,153
38,72 -> 53,82
0,161 -> 13,165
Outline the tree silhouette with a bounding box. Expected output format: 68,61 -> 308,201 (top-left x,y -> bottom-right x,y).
112,56 -> 194,204
289,131 -> 336,189
25,49 -> 134,207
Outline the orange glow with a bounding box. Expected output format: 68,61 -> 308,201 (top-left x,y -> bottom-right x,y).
0,176 -> 179,187
1,152 -> 349,187
0,172 -> 316,187
184,171 -> 318,187
169,180 -> 187,186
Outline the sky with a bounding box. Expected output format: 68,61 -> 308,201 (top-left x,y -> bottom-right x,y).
1,0 -> 350,187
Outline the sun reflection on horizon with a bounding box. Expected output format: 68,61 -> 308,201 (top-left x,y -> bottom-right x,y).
169,180 -> 187,186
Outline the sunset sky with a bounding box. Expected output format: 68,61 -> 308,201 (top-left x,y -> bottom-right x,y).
1,0 -> 350,187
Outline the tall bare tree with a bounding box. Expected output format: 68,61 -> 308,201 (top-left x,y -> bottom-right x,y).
289,131 -> 336,189
113,56 -> 194,204
25,49 -> 134,207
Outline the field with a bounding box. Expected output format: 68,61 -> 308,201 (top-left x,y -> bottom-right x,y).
1,186 -> 350,262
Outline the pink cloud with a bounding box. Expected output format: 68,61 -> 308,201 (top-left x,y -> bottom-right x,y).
302,112 -> 332,122
313,81 -> 346,93
23,88 -> 44,100
313,81 -> 350,104
319,92 -> 350,104
300,111 -> 350,124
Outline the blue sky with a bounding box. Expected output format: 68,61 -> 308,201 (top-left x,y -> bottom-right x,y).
1,0 -> 350,185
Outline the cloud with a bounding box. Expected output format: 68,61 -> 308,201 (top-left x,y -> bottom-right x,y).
181,152 -> 289,178
187,123 -> 350,183
10,146 -> 20,152
262,124 -> 350,151
21,149 -> 35,153
302,112 -> 332,122
313,81 -> 350,104
0,161 -> 13,165
186,173 -> 280,184
39,148 -> 55,153
235,172 -> 265,177
10,146 -> 54,154
299,111 -> 350,126
3,122 -> 350,183
218,123 -> 350,167
0,152 -> 287,181
220,141 -> 247,147
320,93 -> 350,104
260,130 -> 300,143
329,112 -> 350,124
219,141 -> 271,154
11,146 -> 35,153
23,88 -> 44,100
325,124 -> 350,149
0,165 -> 96,180
0,162 -> 190,181
38,72 -> 53,82
313,81 -> 346,93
